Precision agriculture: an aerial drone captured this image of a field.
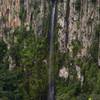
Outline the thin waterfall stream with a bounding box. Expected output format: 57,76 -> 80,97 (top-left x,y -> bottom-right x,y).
48,0 -> 57,100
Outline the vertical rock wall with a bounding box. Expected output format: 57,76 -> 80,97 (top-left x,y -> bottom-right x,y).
67,0 -> 100,57
0,0 -> 100,69
57,0 -> 99,56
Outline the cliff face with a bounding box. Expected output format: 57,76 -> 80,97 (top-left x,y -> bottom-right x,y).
0,0 -> 20,28
0,0 -> 100,70
57,0 -> 100,55
0,1 -> 100,99
0,0 -> 20,70
68,0 -> 100,57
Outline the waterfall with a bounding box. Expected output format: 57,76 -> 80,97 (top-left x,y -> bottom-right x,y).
48,0 -> 56,100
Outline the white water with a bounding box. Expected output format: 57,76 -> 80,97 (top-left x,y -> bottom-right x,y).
48,1 -> 56,100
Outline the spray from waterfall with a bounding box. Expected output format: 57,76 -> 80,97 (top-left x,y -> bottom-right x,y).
48,0 -> 57,100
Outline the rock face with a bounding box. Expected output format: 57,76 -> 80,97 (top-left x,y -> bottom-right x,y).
57,0 -> 100,56
0,0 -> 21,70
0,0 -> 20,28
0,0 -> 46,70
68,0 -> 100,57
59,66 -> 69,79
57,1 -> 67,53
0,0 -> 100,70
0,0 -> 99,46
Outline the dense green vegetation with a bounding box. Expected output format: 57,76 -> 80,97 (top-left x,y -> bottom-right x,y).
0,23 -> 100,100
0,0 -> 100,100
